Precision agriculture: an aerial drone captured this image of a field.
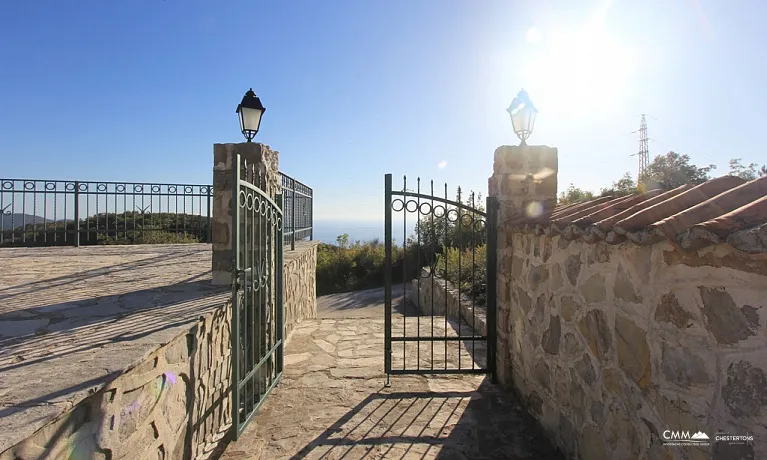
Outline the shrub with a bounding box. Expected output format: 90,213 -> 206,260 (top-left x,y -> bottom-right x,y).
316,237 -> 421,295
97,231 -> 201,245
436,245 -> 487,306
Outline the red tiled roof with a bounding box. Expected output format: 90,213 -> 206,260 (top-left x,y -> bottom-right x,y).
522,175 -> 767,254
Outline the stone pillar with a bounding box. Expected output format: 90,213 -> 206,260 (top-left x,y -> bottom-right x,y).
488,144 -> 558,387
211,142 -> 280,285
488,144 -> 558,225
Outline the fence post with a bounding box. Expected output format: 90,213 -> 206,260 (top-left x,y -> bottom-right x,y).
206,187 -> 212,243
291,177 -> 296,251
486,196 -> 499,384
310,190 -> 313,241
74,181 -> 80,247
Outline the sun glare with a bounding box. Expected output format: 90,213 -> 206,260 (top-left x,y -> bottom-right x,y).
519,5 -> 637,118
526,27 -> 542,44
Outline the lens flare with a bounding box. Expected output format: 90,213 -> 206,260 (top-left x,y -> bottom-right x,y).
149,372 -> 177,401
526,201 -> 544,219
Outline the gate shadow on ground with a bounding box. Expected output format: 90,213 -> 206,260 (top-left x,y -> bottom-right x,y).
289,379 -> 564,460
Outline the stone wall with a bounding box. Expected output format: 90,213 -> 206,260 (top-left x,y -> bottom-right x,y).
283,241 -> 319,340
496,231 -> 767,460
1,245 -> 318,460
1,300 -> 233,460
411,271 -> 487,336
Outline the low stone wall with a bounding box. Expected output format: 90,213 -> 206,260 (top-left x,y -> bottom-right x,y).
411,271 -> 487,336
2,301 -> 233,460
496,231 -> 767,460
284,241 -> 319,339
2,243 -> 319,460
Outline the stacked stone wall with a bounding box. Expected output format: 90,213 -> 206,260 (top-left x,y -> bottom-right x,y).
2,243 -> 318,460
1,301 -> 233,460
411,272 -> 487,336
496,231 -> 767,460
283,242 -> 319,339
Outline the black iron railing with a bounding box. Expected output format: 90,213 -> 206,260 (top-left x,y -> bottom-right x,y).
279,172 -> 313,250
0,176 -> 312,248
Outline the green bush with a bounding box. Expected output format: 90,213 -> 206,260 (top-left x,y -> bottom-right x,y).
436,245 -> 487,306
316,235 -> 421,295
1,211 -> 209,247
97,231 -> 201,245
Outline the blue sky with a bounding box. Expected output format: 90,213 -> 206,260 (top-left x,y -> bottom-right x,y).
1,0 -> 764,222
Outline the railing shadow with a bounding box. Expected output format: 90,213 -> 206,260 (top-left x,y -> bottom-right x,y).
1,303 -> 233,459
0,246 -> 204,297
288,381 -> 563,459
0,277 -> 228,373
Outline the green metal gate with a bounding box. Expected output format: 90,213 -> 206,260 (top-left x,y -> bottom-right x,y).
384,173 -> 498,382
231,154 -> 284,440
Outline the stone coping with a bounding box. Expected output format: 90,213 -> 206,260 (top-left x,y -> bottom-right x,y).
413,270 -> 488,336
0,242 -> 318,453
284,240 -> 320,262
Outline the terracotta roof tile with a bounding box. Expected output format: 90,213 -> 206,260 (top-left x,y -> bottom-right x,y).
653,176 -> 767,241
613,176 -> 746,233
521,175 -> 767,254
593,185 -> 690,232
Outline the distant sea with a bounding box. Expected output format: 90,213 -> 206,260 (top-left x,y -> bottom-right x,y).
313,220 -> 417,245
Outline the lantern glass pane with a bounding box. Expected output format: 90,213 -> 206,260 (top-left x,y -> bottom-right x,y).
241,107 -> 263,133
511,105 -> 532,133
238,109 -> 246,133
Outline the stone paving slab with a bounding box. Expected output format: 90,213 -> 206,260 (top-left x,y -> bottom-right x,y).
219,317 -> 563,460
317,285 -> 409,318
0,244 -> 228,452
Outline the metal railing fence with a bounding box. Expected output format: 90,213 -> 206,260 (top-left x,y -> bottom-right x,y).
0,176 -> 312,248
279,172 -> 313,250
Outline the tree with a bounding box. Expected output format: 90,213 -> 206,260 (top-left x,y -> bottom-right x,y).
558,184 -> 594,205
413,188 -> 486,252
600,172 -> 636,197
640,151 -> 715,190
335,233 -> 350,248
729,158 -> 766,181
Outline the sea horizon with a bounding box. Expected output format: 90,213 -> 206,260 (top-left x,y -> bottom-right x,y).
312,219 -> 417,245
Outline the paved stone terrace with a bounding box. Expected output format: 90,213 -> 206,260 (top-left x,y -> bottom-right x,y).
0,244 -> 228,452
220,292 -> 563,460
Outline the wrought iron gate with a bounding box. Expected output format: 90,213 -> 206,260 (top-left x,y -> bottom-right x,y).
231,154 -> 284,440
384,174 -> 498,381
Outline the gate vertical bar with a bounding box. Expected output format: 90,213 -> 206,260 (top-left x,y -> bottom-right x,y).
275,193 -> 284,377
291,178 -> 296,251
384,174 -> 393,383
207,187 -> 212,243
74,181 -> 80,247
231,153 -> 242,440
486,196 -> 499,383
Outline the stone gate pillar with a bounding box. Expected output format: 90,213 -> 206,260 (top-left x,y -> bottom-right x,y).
488,144 -> 558,387
212,142 -> 280,286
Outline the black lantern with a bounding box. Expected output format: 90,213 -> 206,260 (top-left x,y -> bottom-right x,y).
506,89 -> 538,145
236,88 -> 266,142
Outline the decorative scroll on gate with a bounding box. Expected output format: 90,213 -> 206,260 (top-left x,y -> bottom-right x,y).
231,154 -> 284,440
383,174 -> 498,382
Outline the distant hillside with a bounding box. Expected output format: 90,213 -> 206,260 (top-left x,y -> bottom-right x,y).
1,214 -> 56,231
